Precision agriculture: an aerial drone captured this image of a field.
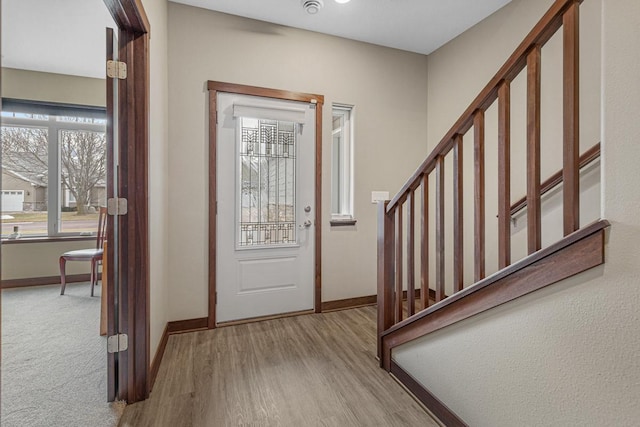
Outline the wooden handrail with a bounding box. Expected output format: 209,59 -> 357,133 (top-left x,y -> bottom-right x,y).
386,0 -> 584,214
377,0 -> 592,380
372,3 -> 610,422
379,220 -> 609,369
381,219 -> 609,338
510,142 -> 600,216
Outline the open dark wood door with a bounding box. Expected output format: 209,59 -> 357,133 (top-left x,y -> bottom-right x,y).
103,0 -> 151,403
105,26 -> 121,402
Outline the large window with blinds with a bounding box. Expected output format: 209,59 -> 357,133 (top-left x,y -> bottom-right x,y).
1,99 -> 107,238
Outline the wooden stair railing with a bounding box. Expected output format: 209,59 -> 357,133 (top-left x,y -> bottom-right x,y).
510,142 -> 600,216
377,0 -> 600,369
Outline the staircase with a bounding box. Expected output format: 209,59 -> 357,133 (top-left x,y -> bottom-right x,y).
376,0 -> 608,424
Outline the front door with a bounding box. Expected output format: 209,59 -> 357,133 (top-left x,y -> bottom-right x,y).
216,93 -> 316,323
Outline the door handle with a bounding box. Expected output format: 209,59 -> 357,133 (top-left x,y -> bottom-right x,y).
299,220 -> 312,229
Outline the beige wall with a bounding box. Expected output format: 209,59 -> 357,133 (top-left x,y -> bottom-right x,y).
426,0 -> 601,153
167,4 -> 429,320
1,68 -> 105,106
2,240 -> 96,280
394,0 -> 640,424
142,0 -> 171,366
1,68 -> 106,280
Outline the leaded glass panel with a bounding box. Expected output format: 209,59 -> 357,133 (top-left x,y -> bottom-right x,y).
238,117 -> 297,246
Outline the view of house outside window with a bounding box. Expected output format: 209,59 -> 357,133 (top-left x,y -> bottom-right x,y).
1,104 -> 107,238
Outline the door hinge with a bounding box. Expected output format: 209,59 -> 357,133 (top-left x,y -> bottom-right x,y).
106,60 -> 127,79
107,198 -> 128,216
107,334 -> 129,353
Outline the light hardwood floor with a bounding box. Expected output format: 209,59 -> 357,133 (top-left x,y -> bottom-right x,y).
119,306 -> 439,426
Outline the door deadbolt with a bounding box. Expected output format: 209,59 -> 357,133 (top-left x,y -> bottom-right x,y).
304,206 -> 311,213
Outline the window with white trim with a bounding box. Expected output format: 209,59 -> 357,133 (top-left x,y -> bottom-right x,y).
1,99 -> 107,238
331,104 -> 355,223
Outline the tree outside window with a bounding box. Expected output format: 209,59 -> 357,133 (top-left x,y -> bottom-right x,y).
1,104 -> 106,237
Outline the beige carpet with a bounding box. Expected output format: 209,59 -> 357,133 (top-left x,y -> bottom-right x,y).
1,282 -> 124,427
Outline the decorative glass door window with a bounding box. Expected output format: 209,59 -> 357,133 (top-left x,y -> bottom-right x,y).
238,117 -> 297,247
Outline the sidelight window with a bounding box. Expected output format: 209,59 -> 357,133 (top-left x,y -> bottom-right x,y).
331,104 -> 354,222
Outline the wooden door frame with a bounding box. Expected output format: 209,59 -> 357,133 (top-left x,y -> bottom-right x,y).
207,81 -> 324,328
103,0 -> 150,403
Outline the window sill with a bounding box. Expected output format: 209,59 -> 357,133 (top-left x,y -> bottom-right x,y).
1,236 -> 95,245
330,218 -> 357,227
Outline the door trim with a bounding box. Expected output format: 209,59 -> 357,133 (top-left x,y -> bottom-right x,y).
207,81 -> 324,329
103,0 -> 150,403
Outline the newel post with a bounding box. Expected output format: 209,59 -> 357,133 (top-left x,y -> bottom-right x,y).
377,200 -> 395,365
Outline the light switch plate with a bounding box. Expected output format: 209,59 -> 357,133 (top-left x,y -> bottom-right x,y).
371,191 -> 390,204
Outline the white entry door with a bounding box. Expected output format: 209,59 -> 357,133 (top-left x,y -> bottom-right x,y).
216,92 -> 316,323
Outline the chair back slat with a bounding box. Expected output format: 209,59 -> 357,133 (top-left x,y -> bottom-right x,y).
97,207 -> 108,250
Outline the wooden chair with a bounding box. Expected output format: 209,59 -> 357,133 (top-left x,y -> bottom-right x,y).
59,207 -> 108,296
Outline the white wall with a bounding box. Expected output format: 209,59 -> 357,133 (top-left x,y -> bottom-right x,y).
141,0 -> 170,366
166,4 -> 429,321
1,68 -> 105,106
394,0 -> 640,425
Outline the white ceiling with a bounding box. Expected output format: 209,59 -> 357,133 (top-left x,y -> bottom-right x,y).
1,0 -> 511,79
1,0 -> 116,79
171,0 -> 512,55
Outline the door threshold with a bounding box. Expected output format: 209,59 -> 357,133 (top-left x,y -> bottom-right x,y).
216,309 -> 315,327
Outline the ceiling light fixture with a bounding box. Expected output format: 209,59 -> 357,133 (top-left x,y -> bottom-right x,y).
302,0 -> 324,15
334,0 -> 351,3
